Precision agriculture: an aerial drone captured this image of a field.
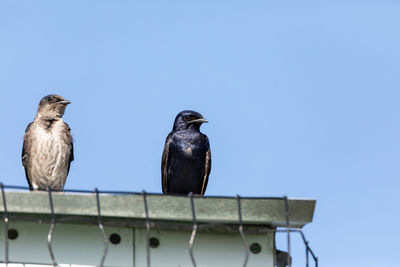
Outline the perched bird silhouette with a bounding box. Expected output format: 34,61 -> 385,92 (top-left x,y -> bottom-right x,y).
162,110 -> 211,195
22,94 -> 74,191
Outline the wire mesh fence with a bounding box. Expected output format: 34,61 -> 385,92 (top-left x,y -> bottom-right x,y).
0,183 -> 317,267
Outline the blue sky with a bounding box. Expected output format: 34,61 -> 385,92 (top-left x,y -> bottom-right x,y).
1,0 -> 399,266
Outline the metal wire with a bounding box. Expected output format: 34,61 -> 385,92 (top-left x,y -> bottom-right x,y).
0,184 -> 287,200
188,192 -> 198,267
236,195 -> 249,267
276,229 -> 318,266
47,187 -> 58,267
1,183 -> 9,265
0,260 -> 62,266
142,190 -> 151,267
95,188 -> 109,267
0,183 -> 318,267
305,240 -> 309,267
283,196 -> 291,267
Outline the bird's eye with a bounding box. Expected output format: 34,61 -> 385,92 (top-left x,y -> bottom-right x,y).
183,115 -> 191,121
47,96 -> 53,102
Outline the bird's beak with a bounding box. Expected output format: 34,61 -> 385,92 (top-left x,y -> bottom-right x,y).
188,118 -> 208,124
57,100 -> 71,105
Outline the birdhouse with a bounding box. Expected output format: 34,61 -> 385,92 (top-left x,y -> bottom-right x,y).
0,187 -> 317,267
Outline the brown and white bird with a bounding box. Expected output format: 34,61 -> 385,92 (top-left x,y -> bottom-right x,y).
22,94 -> 74,191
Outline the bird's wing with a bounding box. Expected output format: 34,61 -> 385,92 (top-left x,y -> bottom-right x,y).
200,141 -> 211,196
161,132 -> 173,193
22,123 -> 34,189
64,122 -> 74,174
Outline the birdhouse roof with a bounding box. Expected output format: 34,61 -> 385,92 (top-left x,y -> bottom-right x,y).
0,191 -> 316,230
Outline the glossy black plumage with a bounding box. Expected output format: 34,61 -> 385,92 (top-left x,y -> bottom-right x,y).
162,110 -> 211,195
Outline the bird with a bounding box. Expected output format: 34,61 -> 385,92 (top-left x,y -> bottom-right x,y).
276,250 -> 292,267
162,110 -> 211,195
22,94 -> 74,191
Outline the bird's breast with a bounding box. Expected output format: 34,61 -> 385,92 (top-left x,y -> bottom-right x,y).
183,145 -> 193,158
172,143 -> 205,163
29,123 -> 70,180
172,133 -> 208,159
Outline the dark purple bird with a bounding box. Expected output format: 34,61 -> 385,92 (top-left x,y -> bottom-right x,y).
22,94 -> 74,191
162,110 -> 211,195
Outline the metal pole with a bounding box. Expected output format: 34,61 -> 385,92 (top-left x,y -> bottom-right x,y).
283,196 -> 291,267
